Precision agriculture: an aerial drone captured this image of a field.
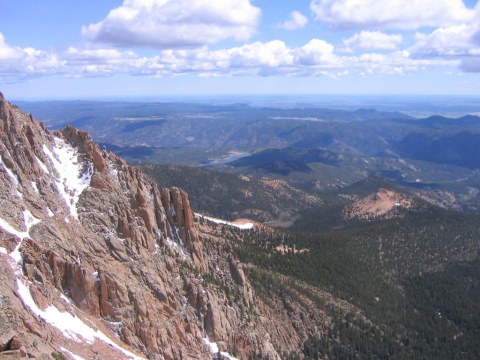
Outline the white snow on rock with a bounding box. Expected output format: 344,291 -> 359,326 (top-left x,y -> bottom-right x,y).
203,337 -> 238,360
0,247 -> 8,254
42,137 -> 93,220
46,208 -> 54,217
35,156 -> 50,174
16,279 -> 144,360
0,210 -> 41,263
196,214 -> 254,230
23,209 -> 41,231
165,238 -> 189,261
60,294 -> 72,304
30,181 -> 39,194
0,154 -> 19,185
60,347 -> 85,360
0,217 -> 29,240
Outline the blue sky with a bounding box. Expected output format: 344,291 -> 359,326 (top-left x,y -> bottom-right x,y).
0,0 -> 479,99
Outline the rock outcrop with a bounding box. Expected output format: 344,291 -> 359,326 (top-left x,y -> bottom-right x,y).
0,96 -> 216,359
344,188 -> 413,221
0,95 -> 329,359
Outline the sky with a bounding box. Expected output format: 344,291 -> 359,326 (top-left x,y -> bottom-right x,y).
0,0 -> 480,99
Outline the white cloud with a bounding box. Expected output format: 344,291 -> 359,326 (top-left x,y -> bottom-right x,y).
135,41 -> 297,76
296,39 -> 337,66
0,33 -> 64,80
64,47 -> 140,76
409,23 -> 480,72
343,31 -> 403,52
351,50 -> 452,76
411,24 -> 480,58
143,39 -> 338,76
65,47 -> 136,61
82,0 -> 261,48
279,11 -> 308,30
310,0 -> 474,30
0,33 -> 23,60
130,39 -> 445,77
221,40 -> 295,68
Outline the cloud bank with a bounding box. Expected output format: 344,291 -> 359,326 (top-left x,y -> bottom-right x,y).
342,31 -> 403,52
0,33 -> 458,82
310,0 -> 474,30
0,34 -> 64,81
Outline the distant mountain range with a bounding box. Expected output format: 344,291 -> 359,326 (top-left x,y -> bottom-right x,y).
18,101 -> 480,167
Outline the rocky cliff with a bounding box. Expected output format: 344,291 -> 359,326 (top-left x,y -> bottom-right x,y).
0,95 -> 332,359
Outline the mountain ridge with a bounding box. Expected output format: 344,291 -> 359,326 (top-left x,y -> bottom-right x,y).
1,95 -> 319,359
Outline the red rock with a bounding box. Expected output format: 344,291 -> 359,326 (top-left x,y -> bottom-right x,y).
0,95 -> 308,360
6,336 -> 21,351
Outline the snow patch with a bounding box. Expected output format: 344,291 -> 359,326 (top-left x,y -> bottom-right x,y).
0,210 -> 40,263
0,154 -> 19,185
35,156 -> 50,174
196,214 -> 254,230
16,279 -> 144,359
23,209 -> 41,231
164,222 -> 190,260
0,217 -> 28,263
165,221 -> 185,247
0,247 -> 8,254
203,337 -> 238,360
30,181 -> 39,194
104,320 -> 123,332
60,294 -> 72,304
0,217 -> 29,239
46,208 -> 54,217
60,347 -> 85,360
165,238 -> 189,260
42,138 -> 93,220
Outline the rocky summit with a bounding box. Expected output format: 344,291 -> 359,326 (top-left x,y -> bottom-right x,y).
344,188 -> 413,221
0,96 -> 329,359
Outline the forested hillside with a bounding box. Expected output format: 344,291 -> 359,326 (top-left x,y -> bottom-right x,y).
206,202 -> 480,359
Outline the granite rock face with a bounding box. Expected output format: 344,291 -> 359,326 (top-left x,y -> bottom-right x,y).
0,95 -> 331,359
0,96 -> 214,359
